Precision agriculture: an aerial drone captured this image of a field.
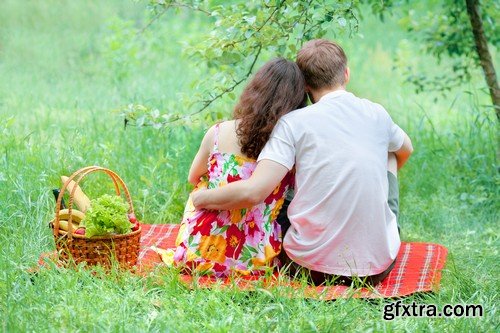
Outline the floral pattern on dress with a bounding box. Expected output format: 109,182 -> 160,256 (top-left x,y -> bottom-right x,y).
174,123 -> 293,277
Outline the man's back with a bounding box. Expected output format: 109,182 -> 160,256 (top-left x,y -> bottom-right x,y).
191,38 -> 413,281
259,90 -> 404,276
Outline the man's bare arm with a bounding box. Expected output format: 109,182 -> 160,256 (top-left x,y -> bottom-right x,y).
191,159 -> 289,210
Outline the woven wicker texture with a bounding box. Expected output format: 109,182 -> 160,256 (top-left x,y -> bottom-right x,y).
52,166 -> 141,268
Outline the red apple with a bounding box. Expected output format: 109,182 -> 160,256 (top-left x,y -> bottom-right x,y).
131,221 -> 140,232
128,213 -> 137,224
74,227 -> 86,236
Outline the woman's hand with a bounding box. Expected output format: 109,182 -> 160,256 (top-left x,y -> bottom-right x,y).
191,189 -> 207,210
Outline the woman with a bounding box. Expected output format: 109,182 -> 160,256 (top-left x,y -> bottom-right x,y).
174,58 -> 307,277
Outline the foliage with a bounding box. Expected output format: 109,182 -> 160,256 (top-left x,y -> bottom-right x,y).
122,0 -> 362,127
373,0 -> 499,96
120,0 -> 499,125
83,194 -> 131,237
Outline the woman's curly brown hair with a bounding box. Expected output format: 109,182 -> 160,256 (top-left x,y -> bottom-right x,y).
233,58 -> 307,159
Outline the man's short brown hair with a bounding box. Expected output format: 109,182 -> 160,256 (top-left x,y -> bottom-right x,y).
296,39 -> 347,90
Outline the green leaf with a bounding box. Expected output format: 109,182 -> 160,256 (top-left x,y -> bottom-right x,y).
83,194 -> 130,237
244,16 -> 256,25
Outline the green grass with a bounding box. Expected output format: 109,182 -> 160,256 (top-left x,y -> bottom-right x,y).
0,0 -> 498,332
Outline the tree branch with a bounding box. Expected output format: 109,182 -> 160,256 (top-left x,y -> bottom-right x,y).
137,5 -> 169,35
162,44 -> 264,123
465,0 -> 499,120
138,1 -> 211,35
223,2 -> 283,49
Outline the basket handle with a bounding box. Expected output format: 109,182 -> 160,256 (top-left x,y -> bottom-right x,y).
54,166 -> 135,238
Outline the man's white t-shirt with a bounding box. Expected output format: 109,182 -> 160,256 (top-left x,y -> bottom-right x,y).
258,90 -> 405,276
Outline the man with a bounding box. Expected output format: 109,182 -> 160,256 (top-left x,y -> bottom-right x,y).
192,39 -> 413,285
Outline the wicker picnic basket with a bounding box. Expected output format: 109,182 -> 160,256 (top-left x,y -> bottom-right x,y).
52,166 -> 141,268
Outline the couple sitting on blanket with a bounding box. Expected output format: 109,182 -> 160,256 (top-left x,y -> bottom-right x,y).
173,39 -> 414,286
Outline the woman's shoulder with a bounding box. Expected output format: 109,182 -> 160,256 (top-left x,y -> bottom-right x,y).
201,120 -> 235,143
212,120 -> 245,156
205,120 -> 238,138
217,119 -> 238,131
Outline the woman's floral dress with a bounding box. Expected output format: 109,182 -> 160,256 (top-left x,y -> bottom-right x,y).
174,123 -> 293,277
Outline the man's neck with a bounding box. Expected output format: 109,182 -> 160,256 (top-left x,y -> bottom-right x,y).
309,85 -> 345,104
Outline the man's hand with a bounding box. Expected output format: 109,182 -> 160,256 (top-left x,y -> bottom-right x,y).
394,132 -> 413,170
190,159 -> 290,211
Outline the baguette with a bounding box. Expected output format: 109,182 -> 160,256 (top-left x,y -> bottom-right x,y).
61,176 -> 91,213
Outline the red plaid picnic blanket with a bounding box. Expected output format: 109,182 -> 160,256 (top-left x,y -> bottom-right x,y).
137,224 -> 448,299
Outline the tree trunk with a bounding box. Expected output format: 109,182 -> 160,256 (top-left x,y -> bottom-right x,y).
465,0 -> 500,120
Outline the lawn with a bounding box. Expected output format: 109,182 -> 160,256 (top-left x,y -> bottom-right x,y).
0,0 -> 497,332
